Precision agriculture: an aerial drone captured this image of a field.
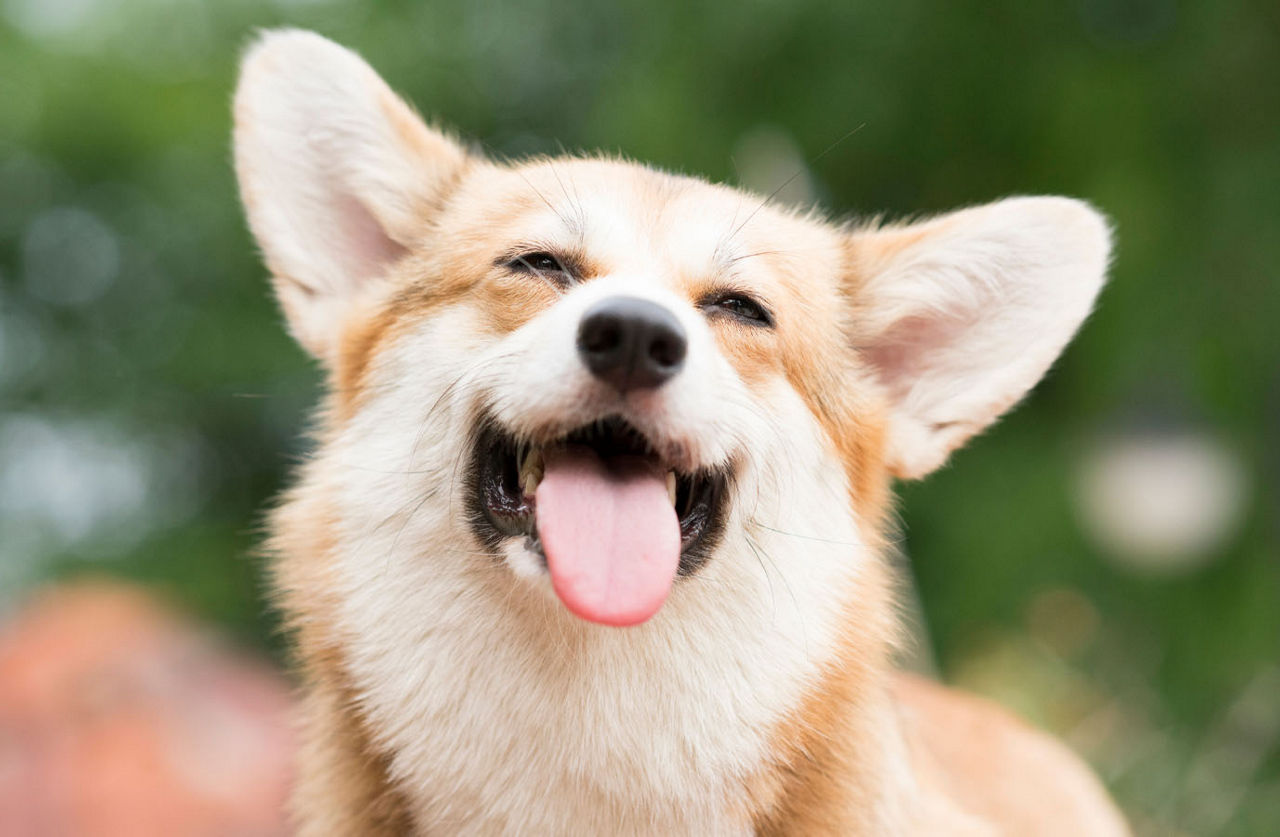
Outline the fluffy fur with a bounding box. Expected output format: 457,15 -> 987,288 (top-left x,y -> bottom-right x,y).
235,29 -> 1129,835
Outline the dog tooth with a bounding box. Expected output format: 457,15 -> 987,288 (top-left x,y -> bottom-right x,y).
666,471 -> 677,505
519,447 -> 544,497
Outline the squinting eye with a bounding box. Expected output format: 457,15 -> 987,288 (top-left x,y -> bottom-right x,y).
507,251 -> 570,280
707,293 -> 774,327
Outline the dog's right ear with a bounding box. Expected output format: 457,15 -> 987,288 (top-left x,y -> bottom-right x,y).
234,30 -> 469,360
845,197 -> 1111,480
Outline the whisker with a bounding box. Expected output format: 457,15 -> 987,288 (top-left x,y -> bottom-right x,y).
748,521 -> 861,548
513,166 -> 580,239
743,531 -> 778,624
746,532 -> 807,654
722,122 -> 866,249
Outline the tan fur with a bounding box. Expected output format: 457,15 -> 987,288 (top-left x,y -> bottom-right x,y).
235,30 -> 1127,836
752,559 -> 900,835
896,674 -> 1130,835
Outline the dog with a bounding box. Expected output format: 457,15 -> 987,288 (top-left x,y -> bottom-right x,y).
233,29 -> 1130,835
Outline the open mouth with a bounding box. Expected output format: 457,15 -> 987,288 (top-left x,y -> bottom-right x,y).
467,415 -> 728,624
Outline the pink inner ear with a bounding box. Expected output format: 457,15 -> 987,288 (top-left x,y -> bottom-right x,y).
331,191 -> 407,284
862,312 -> 973,405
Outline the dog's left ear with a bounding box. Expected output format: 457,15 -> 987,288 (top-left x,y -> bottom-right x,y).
234,29 -> 470,360
846,197 -> 1111,479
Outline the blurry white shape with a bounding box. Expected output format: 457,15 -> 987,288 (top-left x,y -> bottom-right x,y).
0,414 -> 207,576
732,125 -> 817,209
2,0 -> 104,39
22,206 -> 119,306
0,415 -> 148,544
1076,431 -> 1247,572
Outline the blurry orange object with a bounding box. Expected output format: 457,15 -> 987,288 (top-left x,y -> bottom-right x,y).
0,581 -> 295,836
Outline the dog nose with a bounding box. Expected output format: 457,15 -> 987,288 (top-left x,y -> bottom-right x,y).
577,296 -> 687,392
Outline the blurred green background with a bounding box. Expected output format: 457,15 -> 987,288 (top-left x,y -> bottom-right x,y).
1,0 -> 1276,833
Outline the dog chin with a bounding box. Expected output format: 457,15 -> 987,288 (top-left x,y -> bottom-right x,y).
502,539 -> 555,582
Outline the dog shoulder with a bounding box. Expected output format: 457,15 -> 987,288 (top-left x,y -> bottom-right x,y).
892,673 -> 1129,836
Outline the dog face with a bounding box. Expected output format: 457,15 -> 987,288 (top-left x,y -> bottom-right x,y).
235,31 -> 1110,828
236,31 -> 1109,634
362,158 -> 875,627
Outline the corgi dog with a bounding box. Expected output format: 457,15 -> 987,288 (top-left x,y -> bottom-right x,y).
234,30 -> 1129,836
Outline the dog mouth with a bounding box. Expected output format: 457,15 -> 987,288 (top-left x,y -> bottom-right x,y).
468,416 -> 728,625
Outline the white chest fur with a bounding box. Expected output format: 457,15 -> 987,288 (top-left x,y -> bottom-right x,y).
319,364 -> 867,834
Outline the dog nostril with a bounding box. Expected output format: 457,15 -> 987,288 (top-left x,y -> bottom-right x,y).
581,317 -> 622,354
649,336 -> 684,369
577,296 -> 687,392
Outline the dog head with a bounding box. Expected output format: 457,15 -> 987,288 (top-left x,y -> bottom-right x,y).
235,31 -> 1110,632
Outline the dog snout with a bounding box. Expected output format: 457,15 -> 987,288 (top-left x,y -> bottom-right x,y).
576,296 -> 687,392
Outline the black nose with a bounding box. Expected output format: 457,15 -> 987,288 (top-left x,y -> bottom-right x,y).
577,296 -> 687,392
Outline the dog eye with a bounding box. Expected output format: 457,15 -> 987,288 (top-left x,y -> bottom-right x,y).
506,251 -> 571,281
706,293 -> 774,327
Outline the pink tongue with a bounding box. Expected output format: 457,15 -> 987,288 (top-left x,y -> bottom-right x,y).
534,446 -> 680,627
